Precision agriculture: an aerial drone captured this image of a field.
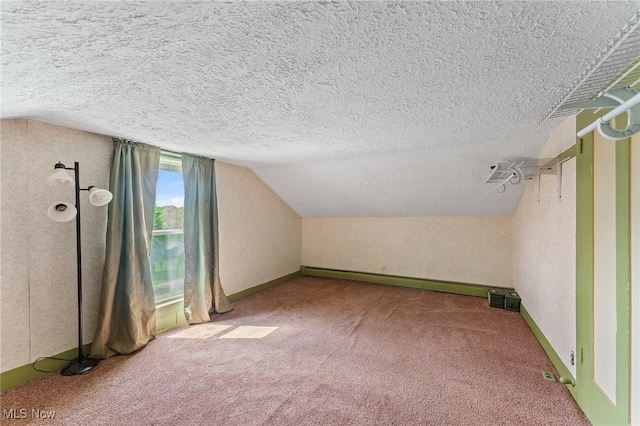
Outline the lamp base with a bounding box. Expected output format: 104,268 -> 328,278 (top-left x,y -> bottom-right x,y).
61,356 -> 100,376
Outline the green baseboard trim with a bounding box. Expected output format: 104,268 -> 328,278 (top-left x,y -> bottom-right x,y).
1,343 -> 92,392
301,266 -> 500,297
227,271 -> 300,303
520,304 -> 577,398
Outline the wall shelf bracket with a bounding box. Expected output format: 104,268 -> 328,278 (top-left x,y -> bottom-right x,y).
487,143 -> 578,202
486,158 -> 557,194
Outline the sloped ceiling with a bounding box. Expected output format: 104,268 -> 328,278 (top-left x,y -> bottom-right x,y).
2,1 -> 638,216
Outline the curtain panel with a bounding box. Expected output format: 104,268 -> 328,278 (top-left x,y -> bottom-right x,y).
182,154 -> 232,324
91,139 -> 160,359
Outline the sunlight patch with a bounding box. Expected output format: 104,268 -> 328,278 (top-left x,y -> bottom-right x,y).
168,324 -> 231,339
218,326 -> 279,339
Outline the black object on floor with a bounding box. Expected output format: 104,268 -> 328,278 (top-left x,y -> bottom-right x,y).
488,288 -> 520,312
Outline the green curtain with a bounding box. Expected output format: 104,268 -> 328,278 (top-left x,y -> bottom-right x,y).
91,139 -> 160,359
182,154 -> 232,324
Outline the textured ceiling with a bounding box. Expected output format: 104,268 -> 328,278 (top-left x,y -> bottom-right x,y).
2,1 -> 639,216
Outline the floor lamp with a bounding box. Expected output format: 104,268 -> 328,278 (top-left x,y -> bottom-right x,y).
47,161 -> 113,376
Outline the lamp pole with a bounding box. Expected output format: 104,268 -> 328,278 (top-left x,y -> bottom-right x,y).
74,162 -> 83,363
61,161 -> 100,376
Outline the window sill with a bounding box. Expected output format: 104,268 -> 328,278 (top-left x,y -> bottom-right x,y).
156,296 -> 184,309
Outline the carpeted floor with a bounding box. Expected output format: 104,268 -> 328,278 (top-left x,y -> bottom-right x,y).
1,277 -> 589,425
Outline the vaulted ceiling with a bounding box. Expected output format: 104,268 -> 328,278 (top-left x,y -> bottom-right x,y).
2,1 -> 638,216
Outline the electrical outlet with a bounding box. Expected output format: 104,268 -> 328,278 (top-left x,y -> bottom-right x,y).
541,371 -> 556,382
570,351 -> 575,366
382,266 -> 387,273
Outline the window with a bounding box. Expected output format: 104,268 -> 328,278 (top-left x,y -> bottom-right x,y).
150,153 -> 184,305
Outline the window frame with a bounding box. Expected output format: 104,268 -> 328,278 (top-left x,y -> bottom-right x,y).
151,151 -> 186,316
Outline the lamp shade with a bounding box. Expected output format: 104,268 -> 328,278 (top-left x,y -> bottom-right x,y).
88,187 -> 113,206
47,202 -> 77,222
47,167 -> 75,187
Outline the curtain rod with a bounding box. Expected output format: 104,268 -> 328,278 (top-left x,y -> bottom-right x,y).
113,138 -> 210,160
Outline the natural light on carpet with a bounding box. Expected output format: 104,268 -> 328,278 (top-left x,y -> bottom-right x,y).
168,324 -> 231,339
167,325 -> 279,339
218,326 -> 279,339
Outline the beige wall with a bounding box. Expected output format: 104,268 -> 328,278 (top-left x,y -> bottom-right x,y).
302,216 -> 513,287
216,162 -> 302,296
513,116 -> 576,377
0,119 -> 112,372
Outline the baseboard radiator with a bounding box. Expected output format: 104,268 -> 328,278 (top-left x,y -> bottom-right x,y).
300,266 -> 499,298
